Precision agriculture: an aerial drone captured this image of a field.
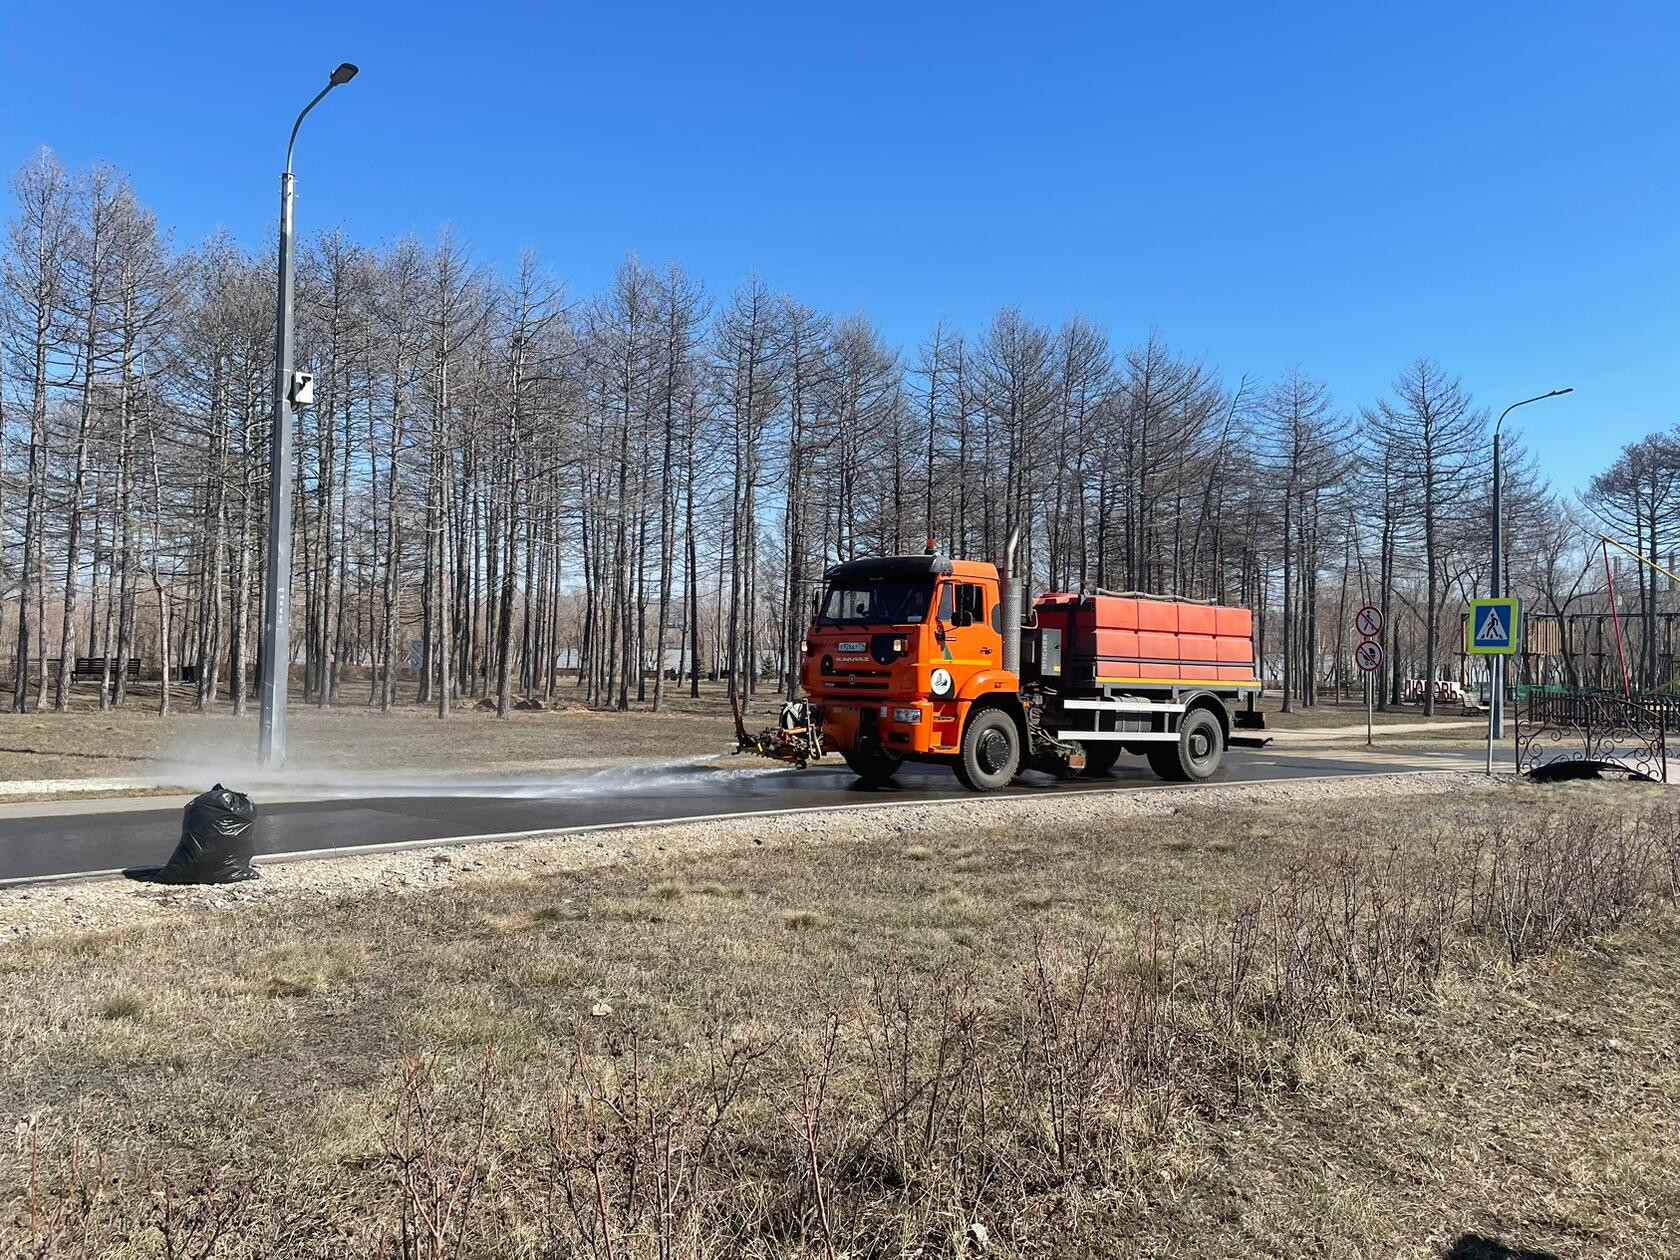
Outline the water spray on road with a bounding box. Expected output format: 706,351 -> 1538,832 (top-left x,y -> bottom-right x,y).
135,756 -> 790,805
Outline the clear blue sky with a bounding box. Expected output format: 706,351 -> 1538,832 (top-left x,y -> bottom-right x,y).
3,1 -> 1676,491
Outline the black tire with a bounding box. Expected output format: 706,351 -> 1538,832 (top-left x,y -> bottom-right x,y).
1148,708 -> 1224,782
842,746 -> 903,787
1078,743 -> 1123,777
957,707 -> 1021,791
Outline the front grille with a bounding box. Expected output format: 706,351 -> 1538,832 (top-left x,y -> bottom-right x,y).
819,669 -> 891,692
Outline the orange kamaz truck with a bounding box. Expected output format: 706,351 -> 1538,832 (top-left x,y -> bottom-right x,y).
735,533 -> 1267,790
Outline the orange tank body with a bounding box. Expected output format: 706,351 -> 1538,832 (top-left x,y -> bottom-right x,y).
1034,592 -> 1258,689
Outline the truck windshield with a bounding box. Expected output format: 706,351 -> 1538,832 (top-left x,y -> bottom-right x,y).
817,579 -> 933,626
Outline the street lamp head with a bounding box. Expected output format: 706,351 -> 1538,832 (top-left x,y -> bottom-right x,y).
330,62 -> 359,86
1496,386 -> 1574,436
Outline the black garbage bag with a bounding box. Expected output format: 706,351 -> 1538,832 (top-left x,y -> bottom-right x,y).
148,784 -> 260,884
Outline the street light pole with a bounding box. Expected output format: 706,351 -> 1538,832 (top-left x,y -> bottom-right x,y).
1490,387 -> 1572,746
259,63 -> 358,767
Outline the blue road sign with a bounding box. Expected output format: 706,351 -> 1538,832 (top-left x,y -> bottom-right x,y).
1468,597 -> 1519,655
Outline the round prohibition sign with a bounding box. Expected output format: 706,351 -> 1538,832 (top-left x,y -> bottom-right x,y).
1355,604 -> 1383,639
1355,639 -> 1384,674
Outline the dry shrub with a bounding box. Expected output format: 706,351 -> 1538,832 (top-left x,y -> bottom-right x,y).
849,958 -> 985,1199
1193,805 -> 1678,1063
1472,810 -> 1666,962
11,1123 -> 353,1260
1241,833 -> 1466,1038
1008,923 -> 1186,1184
374,1050 -> 502,1260
11,1130 -> 116,1259
532,1026 -> 772,1259
1664,806 -> 1680,903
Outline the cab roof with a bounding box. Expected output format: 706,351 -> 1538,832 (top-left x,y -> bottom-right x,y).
823,554 -> 999,582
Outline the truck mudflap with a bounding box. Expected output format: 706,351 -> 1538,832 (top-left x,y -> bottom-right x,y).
733,698 -> 824,767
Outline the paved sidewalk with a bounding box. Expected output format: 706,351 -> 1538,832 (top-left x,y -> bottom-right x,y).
1268,719 -> 1482,744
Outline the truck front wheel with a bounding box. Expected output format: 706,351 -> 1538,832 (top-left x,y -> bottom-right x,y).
1147,708 -> 1223,782
843,746 -> 903,787
954,708 -> 1021,791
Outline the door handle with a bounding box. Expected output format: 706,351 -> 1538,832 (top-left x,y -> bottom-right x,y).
981,646 -> 993,655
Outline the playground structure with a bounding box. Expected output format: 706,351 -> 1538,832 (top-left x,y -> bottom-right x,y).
1504,536 -> 1678,781
1456,536 -> 1680,697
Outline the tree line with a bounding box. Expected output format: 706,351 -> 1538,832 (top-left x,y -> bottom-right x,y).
0,149 -> 1653,720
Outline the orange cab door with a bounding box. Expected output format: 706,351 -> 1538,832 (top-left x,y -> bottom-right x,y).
932,579 -> 1000,693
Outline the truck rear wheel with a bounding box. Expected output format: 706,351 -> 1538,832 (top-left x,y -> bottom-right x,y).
1147,708 -> 1223,782
955,707 -> 1021,791
843,746 -> 904,787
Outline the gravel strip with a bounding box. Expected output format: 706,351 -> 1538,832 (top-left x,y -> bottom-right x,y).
0,778 -> 186,801
0,770 -> 1497,943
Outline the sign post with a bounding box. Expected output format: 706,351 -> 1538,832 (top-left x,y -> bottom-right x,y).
1355,636 -> 1383,745
1354,605 -> 1384,748
1467,596 -> 1520,775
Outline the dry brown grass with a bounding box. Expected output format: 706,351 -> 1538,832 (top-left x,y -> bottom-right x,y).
0,682 -> 773,784
3,782 -> 1678,1257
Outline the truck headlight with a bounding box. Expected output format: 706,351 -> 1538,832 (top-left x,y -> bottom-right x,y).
891,707 -> 922,724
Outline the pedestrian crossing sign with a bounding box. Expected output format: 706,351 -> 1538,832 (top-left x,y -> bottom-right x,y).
1467,596 -> 1519,655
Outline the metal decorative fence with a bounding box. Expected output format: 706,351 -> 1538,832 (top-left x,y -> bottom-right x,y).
1514,689 -> 1667,782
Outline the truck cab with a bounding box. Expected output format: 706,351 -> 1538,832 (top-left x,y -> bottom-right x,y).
800,554 -> 1028,789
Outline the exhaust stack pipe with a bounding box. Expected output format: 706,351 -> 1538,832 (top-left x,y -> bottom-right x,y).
1002,524 -> 1023,677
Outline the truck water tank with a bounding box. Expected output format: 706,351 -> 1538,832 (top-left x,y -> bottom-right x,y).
1033,593 -> 1256,688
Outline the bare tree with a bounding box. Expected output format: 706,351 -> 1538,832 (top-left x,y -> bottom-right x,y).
1375,359 -> 1484,715
2,151 -> 74,711
5,150 -> 1620,726
1258,369 -> 1347,710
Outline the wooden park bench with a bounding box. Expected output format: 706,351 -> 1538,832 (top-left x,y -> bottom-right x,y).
72,657 -> 142,682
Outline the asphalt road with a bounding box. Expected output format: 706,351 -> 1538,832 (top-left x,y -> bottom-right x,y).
0,746 -> 1490,884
